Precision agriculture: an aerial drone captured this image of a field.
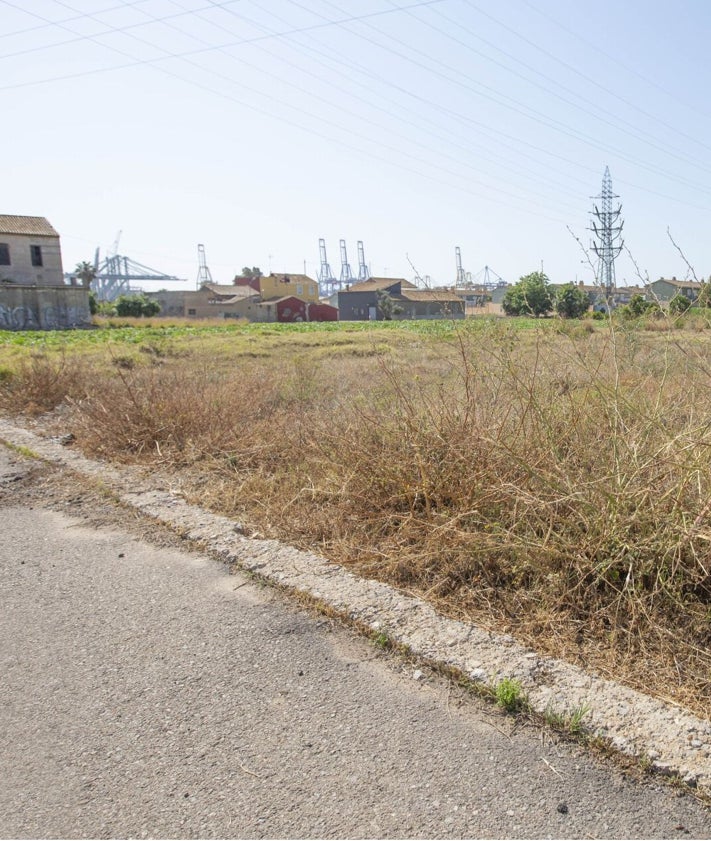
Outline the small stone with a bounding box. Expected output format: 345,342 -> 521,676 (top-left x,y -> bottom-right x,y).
556,802 -> 568,814
118,553 -> 125,558
652,761 -> 674,776
413,669 -> 424,681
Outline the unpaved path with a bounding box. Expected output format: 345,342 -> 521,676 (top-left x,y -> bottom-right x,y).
1,447 -> 710,838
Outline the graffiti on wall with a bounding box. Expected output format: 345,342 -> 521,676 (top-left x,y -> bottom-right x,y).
0,293 -> 91,331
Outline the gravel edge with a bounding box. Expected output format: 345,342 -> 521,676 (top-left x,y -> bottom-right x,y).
2,418 -> 709,792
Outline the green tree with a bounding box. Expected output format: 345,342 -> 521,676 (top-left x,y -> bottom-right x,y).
669,293 -> 691,315
502,271 -> 553,317
240,266 -> 262,279
555,283 -> 589,319
88,291 -> 98,315
115,294 -> 160,318
618,293 -> 659,320
376,289 -> 403,320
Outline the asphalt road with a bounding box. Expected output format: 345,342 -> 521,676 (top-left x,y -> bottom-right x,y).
1,448 -> 710,839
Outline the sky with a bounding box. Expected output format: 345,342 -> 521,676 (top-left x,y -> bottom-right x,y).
4,0 -> 711,292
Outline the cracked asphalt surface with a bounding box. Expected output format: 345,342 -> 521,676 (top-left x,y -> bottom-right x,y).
1,448 -> 710,838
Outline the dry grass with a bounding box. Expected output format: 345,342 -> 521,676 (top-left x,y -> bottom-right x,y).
3,318 -> 711,717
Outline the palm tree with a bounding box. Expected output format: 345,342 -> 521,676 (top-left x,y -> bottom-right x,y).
74,261 -> 96,288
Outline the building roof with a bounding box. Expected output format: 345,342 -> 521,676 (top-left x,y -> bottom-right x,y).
343,277 -> 416,293
0,215 -> 59,237
400,288 -> 463,303
202,283 -> 257,298
652,278 -> 704,289
266,273 -> 316,284
259,295 -> 306,306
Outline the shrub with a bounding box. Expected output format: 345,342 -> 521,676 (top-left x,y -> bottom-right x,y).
503,271 -> 553,317
115,294 -> 161,318
669,294 -> 691,315
555,283 -> 589,319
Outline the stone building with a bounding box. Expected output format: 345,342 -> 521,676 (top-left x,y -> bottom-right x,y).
0,215 -> 65,287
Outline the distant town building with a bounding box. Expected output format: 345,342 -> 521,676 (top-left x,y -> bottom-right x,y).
338,277 -> 464,321
647,277 -> 704,304
146,273 -> 336,323
235,272 -> 320,303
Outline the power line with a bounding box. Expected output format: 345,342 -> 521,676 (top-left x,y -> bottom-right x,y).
9,0 -> 711,204
423,1 -> 711,163
166,0 -> 587,209
315,0 -> 711,197
6,1 -> 577,223
0,0 -> 445,65
0,0 -> 242,59
520,0 -> 711,123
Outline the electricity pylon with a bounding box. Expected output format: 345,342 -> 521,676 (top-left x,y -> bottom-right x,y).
590,166 -> 624,301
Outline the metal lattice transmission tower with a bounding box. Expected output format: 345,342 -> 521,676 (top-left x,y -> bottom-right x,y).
590,166 -> 624,300
339,239 -> 354,283
196,243 -> 213,289
317,238 -> 337,297
356,240 -> 369,280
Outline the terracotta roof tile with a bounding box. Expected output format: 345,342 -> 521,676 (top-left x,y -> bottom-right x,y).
0,215 -> 59,236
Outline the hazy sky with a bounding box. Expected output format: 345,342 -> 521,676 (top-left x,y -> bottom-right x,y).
4,0 -> 711,291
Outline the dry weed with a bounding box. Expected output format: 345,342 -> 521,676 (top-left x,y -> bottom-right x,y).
6,321 -> 711,716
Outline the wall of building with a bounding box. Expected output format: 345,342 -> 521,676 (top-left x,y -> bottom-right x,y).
183,289 -> 260,320
0,286 -> 91,330
397,301 -> 465,319
146,290 -> 186,317
0,233 -> 64,287
308,302 -> 338,322
338,291 -> 378,320
259,274 -> 319,302
648,280 -> 700,302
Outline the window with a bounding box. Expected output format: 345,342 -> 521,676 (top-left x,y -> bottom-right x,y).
30,245 -> 43,267
187,308 -> 196,315
0,244 -> 9,265
296,283 -> 303,296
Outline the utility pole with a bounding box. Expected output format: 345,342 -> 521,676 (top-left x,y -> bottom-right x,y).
590,166 -> 624,302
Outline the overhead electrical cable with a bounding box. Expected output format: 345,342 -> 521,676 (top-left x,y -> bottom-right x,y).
0,0 -> 245,59
5,0 -> 575,222
314,0 -> 711,193
520,0 -> 711,122
0,0 -> 445,62
154,0 -> 588,206
418,1 -> 711,162
47,0 -> 578,215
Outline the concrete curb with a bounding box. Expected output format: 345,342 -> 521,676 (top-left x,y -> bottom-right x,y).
2,418 -> 709,792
